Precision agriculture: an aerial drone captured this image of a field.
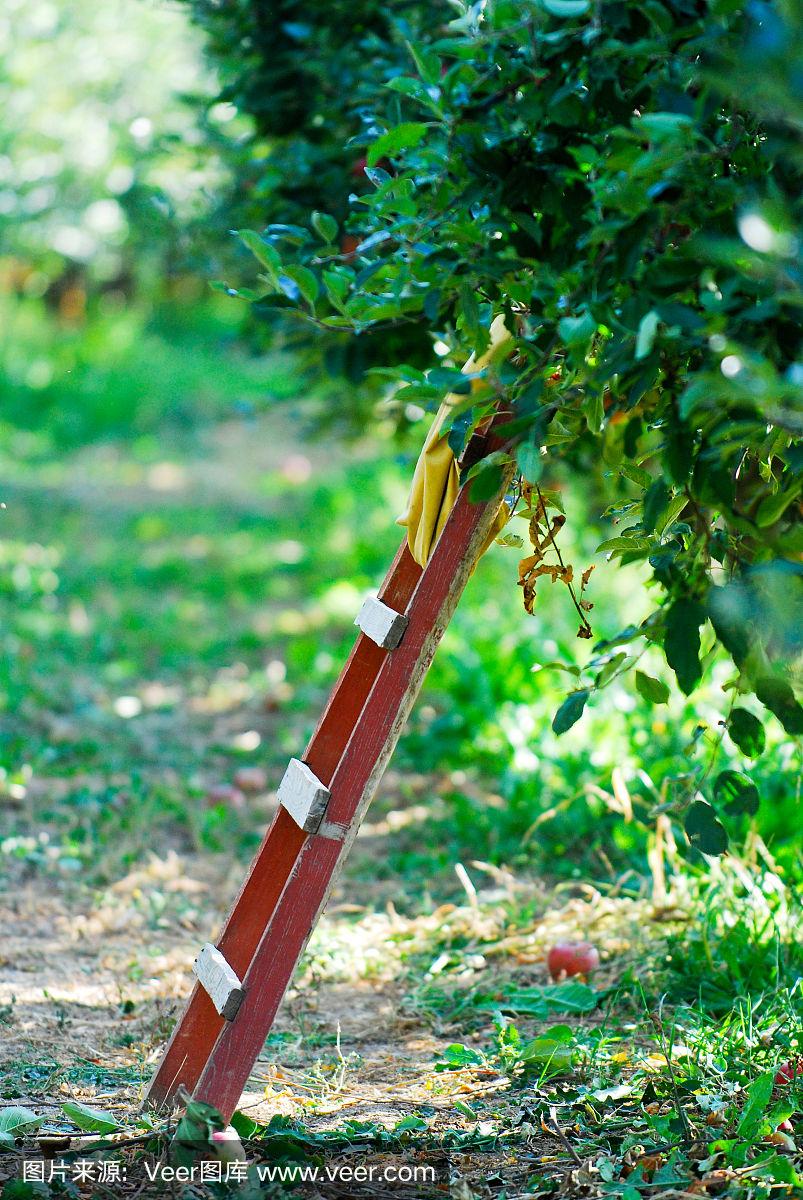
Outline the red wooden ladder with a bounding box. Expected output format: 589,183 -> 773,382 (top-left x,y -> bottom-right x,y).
144,427 -> 510,1123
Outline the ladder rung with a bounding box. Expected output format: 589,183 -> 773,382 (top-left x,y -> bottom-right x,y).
193,943 -> 244,1020
276,758 -> 331,833
355,595 -> 409,650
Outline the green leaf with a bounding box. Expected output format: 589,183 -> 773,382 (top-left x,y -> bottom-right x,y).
436,1043 -> 485,1070
0,1106 -> 43,1145
657,493 -> 689,536
61,1101 -> 120,1134
322,269 -> 351,304
283,265 -> 319,307
584,390 -> 604,434
519,1031 -> 574,1076
635,310 -> 659,360
596,652 -> 627,687
468,462 -> 505,502
713,770 -> 760,816
230,1110 -> 261,1139
756,1155 -> 801,1185
665,413 -> 695,485
458,283 -> 481,340
738,1072 -> 775,1138
534,660 -> 581,677
367,122 -> 429,167
172,1099 -> 225,1167
755,483 -> 802,528
311,211 -> 338,243
664,599 -> 705,695
406,41 -> 441,86
707,585 -> 751,668
423,287 -> 441,321
727,708 -> 765,758
264,222 -> 310,244
516,432 -> 543,481
596,536 -> 651,555
593,624 -> 642,653
755,675 -> 803,735
224,285 -> 272,302
446,409 -> 473,459
384,76 -> 442,115
394,1114 -> 428,1133
635,112 -> 695,136
491,982 -> 598,1017
542,983 -> 598,1012
635,670 -> 670,704
552,689 -> 589,734
363,165 -> 391,188
684,801 -> 728,856
238,230 -> 282,275
464,449 -> 510,481
428,366 -> 472,395
558,310 -> 596,348
541,0 -> 590,15
184,1098 -> 224,1127
642,478 -> 670,533
620,462 -> 652,489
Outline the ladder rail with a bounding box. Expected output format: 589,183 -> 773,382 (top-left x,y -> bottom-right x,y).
144,542 -> 422,1110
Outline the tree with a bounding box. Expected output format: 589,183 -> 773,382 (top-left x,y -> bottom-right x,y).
0,0 -> 227,297
185,0 -> 447,399
196,0 -> 802,846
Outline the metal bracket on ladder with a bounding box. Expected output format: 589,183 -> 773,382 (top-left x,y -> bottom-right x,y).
144,417 -> 513,1123
193,943 -> 244,1021
354,595 -> 409,650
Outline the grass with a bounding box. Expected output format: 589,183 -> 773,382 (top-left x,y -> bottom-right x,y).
0,291 -> 801,1197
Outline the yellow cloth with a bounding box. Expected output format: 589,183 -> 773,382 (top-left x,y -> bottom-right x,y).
397,316 -> 513,566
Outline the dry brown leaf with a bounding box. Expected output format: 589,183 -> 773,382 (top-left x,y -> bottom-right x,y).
518,554 -> 542,579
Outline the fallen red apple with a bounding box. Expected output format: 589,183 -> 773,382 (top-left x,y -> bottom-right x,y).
233,766 -> 267,794
774,1059 -> 803,1087
547,940 -> 600,980
210,1126 -> 247,1165
205,784 -> 247,812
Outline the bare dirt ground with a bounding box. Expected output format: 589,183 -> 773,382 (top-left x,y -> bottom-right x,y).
0,838 -> 667,1196
2,853 -> 452,1128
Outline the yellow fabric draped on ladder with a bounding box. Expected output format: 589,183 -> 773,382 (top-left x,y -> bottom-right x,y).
397,315 -> 513,567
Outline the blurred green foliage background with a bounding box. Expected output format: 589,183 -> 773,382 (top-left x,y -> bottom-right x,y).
0,0 -> 799,905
